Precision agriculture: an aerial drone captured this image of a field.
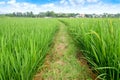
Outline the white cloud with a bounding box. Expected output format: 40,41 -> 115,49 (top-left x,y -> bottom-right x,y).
41,3 -> 54,8
68,0 -> 85,6
0,1 -> 5,5
78,2 -> 120,14
7,0 -> 16,4
68,0 -> 99,6
0,0 -> 120,14
60,0 -> 66,4
60,0 -> 68,5
87,0 -> 99,3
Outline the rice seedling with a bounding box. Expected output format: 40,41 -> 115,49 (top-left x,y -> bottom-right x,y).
60,18 -> 120,80
0,17 -> 58,80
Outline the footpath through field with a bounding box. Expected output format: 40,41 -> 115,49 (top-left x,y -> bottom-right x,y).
34,22 -> 92,80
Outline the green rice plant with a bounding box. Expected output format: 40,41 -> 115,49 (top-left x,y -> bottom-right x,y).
0,17 -> 58,80
60,18 -> 120,80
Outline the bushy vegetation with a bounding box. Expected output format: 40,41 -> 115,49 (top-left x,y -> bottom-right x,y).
60,18 -> 120,80
0,18 -> 58,80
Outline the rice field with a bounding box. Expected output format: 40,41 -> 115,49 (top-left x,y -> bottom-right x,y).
0,17 -> 120,80
0,17 -> 58,80
60,18 -> 120,80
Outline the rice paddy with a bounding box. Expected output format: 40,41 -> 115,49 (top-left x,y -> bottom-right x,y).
0,17 -> 119,80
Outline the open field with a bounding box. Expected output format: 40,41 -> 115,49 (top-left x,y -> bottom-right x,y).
0,17 -> 120,80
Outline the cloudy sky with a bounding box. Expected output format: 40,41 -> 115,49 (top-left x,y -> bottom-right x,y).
0,0 -> 120,14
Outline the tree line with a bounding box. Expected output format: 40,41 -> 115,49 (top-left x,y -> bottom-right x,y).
1,11 -> 120,18
4,11 -> 77,18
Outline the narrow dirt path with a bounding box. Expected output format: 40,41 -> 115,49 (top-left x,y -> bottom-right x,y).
34,22 -> 92,80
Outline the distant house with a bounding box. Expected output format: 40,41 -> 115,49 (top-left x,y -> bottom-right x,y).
75,14 -> 85,18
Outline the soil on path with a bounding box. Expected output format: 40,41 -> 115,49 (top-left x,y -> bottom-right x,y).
34,22 -> 93,80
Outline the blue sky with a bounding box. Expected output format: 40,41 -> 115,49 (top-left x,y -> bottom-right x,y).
16,0 -> 59,4
0,0 -> 120,14
0,0 -> 119,4
103,0 -> 120,4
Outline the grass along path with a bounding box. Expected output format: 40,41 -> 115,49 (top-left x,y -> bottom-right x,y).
34,22 -> 92,80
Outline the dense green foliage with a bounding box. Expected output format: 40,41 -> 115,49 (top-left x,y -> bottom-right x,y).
60,18 -> 120,80
0,18 -> 58,80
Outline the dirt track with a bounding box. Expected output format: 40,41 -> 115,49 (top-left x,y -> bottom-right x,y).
34,22 -> 93,80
